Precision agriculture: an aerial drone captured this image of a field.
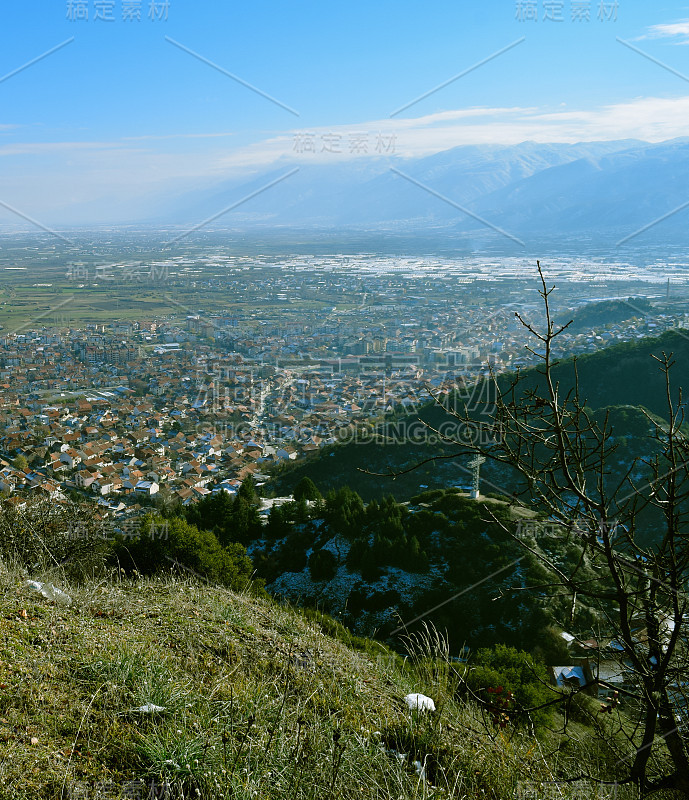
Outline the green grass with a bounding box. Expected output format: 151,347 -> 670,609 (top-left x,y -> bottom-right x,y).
0,562 -> 639,799
0,282 -> 341,328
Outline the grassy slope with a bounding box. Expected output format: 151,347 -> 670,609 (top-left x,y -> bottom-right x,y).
0,563 -> 625,800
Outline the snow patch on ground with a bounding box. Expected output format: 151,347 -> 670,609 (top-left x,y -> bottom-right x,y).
268,546 -> 449,637
270,561 -> 360,606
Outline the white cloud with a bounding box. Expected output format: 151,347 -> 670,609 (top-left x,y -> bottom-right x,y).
216,96 -> 689,168
122,132 -> 236,142
0,141 -> 131,156
2,95 -> 689,223
643,20 -> 689,44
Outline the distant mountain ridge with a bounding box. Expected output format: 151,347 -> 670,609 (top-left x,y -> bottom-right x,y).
161,138 -> 689,243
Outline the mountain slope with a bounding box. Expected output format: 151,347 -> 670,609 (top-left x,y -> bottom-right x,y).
163,140 -> 642,229
268,329 -> 689,502
0,565 -> 576,799
473,138 -> 689,240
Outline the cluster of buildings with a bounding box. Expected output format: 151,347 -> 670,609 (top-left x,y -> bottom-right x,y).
1,253 -> 689,522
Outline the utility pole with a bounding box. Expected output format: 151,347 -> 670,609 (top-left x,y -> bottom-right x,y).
467,455 -> 485,500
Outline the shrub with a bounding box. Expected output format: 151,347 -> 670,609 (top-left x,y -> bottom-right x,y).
293,477 -> 321,502
112,514 -> 259,593
0,497 -> 111,580
184,490 -> 261,546
275,533 -> 308,573
323,487 -> 365,538
308,549 -> 338,582
531,625 -> 573,666
360,558 -> 382,583
364,589 -> 401,613
460,644 -> 558,730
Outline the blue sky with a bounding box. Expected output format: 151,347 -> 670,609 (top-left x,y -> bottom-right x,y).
2,1 -> 689,222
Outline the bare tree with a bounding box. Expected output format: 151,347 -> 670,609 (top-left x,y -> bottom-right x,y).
376,262 -> 689,796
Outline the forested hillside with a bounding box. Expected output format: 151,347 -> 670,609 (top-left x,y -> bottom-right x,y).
269,328 -> 689,502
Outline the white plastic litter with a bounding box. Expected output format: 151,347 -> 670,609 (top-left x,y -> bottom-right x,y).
404,693 -> 436,713
133,704 -> 166,714
388,749 -> 427,782
26,580 -> 72,606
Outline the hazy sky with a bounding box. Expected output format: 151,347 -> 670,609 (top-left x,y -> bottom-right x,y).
2,1 -> 689,223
